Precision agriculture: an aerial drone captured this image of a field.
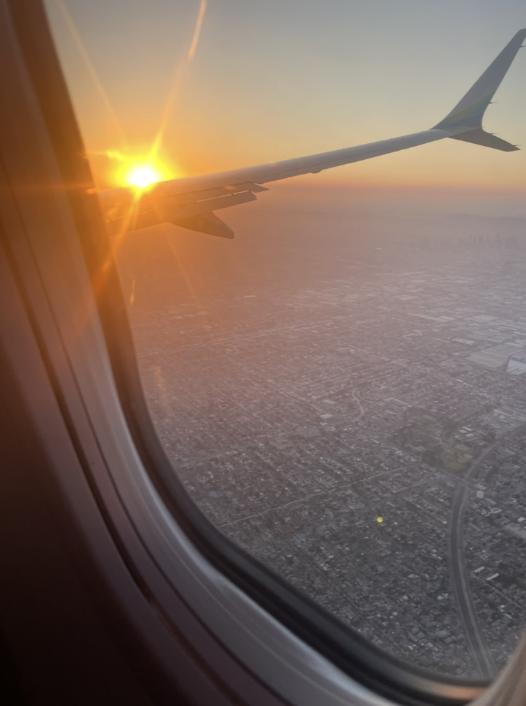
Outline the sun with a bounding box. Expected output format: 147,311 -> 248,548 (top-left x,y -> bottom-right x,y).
104,148 -> 179,190
125,164 -> 161,190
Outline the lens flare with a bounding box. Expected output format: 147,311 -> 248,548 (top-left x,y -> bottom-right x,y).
126,164 -> 160,190
99,148 -> 179,190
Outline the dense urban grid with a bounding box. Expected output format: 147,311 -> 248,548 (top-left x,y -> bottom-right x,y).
118,210 -> 526,679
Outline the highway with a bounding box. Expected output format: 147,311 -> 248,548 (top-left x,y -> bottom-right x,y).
448,422 -> 526,678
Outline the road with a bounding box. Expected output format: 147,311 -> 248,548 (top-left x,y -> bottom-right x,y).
448,422 -> 526,677
351,389 -> 364,422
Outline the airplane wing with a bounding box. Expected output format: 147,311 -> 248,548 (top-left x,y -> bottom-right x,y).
99,29 -> 525,240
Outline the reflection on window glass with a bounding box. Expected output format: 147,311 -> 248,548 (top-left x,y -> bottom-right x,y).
47,0 -> 526,680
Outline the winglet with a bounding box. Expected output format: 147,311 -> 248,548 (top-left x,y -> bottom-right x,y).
449,127 -> 519,152
434,29 -> 526,132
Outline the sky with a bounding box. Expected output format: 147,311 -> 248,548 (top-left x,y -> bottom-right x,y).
45,0 -> 526,217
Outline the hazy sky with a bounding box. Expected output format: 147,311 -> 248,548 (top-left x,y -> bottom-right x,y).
46,0 -> 525,215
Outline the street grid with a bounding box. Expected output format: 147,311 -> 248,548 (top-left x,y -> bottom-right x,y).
119,221 -> 526,679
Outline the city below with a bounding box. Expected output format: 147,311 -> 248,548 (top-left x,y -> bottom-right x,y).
118,208 -> 526,679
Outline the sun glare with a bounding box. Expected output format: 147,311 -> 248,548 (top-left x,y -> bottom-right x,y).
102,148 -> 179,190
126,164 -> 160,190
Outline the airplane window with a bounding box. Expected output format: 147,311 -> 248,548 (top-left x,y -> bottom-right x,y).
45,0 -> 526,684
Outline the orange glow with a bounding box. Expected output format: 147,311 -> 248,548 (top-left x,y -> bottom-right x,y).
126,165 -> 161,189
99,148 -> 179,190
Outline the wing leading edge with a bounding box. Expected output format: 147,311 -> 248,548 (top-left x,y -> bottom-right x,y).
100,29 -> 525,239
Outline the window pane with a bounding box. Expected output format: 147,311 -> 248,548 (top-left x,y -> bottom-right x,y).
47,0 -> 526,681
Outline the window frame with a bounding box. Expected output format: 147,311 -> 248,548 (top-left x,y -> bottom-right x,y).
2,1 -> 526,704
